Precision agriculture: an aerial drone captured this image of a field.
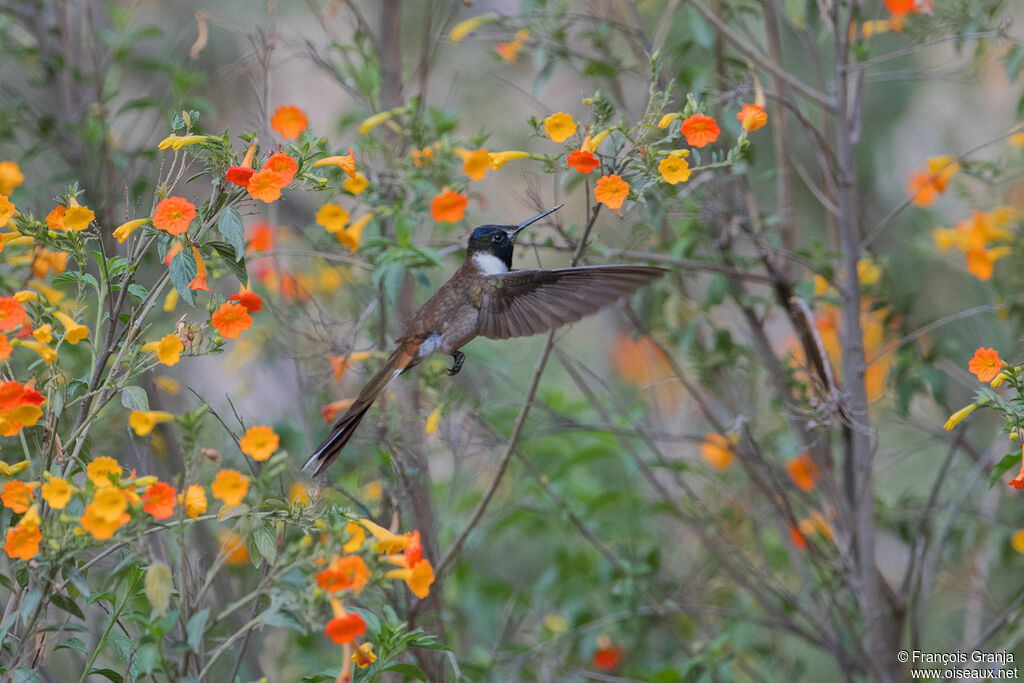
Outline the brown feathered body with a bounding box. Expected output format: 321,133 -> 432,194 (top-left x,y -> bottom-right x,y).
304,218 -> 664,476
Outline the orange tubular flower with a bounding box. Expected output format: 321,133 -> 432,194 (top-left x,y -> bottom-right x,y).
80,488 -> 130,540
312,147 -> 357,178
455,148 -> 491,181
968,347 -> 1003,382
786,452 -> 819,492
567,149 -> 599,174
240,425 -> 280,462
544,112 -> 577,143
247,169 -> 285,203
188,246 -> 209,291
0,298 -> 26,332
218,530 -> 250,565
325,601 -> 366,644
736,104 -> 768,132
270,105 -> 308,139
228,289 -> 263,312
386,558 -> 435,598
431,190 -> 468,222
247,223 -> 273,252
1,480 -> 34,513
86,456 -> 122,488
593,174 -> 629,210
0,161 -> 24,195
262,153 -> 298,186
142,481 -> 177,520
322,398 -> 355,422
152,197 -> 197,235
211,302 -> 253,339
316,555 -> 371,594
680,114 -> 720,148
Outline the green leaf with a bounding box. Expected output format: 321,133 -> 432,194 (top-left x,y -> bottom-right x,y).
120,386 -> 149,412
990,452 -> 1020,487
20,588 -> 41,626
381,663 -> 428,680
209,241 -> 248,286
217,207 -> 246,261
186,608 -> 209,652
11,667 -> 42,683
127,283 -> 148,301
168,245 -> 197,306
49,592 -> 85,620
55,636 -> 89,654
136,642 -> 160,674
88,670 -> 123,683
252,521 -> 277,565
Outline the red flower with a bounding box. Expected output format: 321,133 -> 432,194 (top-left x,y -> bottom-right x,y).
0,298 -> 26,332
680,114 -> 720,148
325,613 -> 366,644
592,636 -> 624,671
225,167 -> 256,188
228,289 -> 263,312
567,149 -> 599,174
142,481 -> 177,520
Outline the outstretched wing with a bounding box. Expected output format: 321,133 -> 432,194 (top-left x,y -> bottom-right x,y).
477,265 -> 664,339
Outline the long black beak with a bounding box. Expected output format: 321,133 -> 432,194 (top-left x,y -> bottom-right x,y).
507,204 -> 563,237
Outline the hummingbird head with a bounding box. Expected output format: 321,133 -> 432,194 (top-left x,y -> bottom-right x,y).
465,205 -> 563,273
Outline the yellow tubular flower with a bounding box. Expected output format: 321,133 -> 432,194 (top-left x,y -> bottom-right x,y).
582,128 -> 612,153
157,135 -> 209,151
0,459 -> 30,476
425,406 -> 441,435
358,111 -> 394,135
32,324 -> 52,344
1,233 -> 32,247
13,290 -> 36,304
657,113 -> 681,129
488,150 -> 531,170
113,219 -> 148,243
142,334 -> 184,366
14,339 -> 56,364
343,172 -> 369,195
163,289 -> 178,312
943,404 -> 977,431
991,372 -> 1010,388
129,410 -> 174,436
53,311 -> 88,344
449,12 -> 500,44
29,280 -> 65,304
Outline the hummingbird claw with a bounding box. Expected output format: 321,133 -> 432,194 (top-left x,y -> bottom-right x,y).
447,351 -> 465,376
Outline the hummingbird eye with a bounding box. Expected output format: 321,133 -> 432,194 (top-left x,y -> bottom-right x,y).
492,233 -> 505,243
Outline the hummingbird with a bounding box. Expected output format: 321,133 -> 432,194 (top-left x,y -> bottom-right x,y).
303,205 -> 664,476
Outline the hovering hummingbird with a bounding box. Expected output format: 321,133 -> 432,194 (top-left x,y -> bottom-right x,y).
303,205 -> 664,476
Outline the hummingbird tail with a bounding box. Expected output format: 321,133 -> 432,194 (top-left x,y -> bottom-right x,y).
303,344 -> 417,476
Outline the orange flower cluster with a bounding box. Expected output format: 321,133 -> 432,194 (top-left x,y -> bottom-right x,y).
0,380 -> 44,436
808,301 -> 894,403
248,153 -> 299,203
932,207 -> 1016,281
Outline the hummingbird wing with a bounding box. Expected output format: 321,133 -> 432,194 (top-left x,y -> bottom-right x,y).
477,265 -> 664,339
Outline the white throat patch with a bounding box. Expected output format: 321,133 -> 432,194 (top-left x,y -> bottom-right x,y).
473,252 -> 509,275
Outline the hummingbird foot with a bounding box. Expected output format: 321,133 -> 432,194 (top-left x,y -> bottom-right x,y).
447,351 -> 465,376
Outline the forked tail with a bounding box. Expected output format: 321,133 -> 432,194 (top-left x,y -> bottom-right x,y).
302,345 -> 416,476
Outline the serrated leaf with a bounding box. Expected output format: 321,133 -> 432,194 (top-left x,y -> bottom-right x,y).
217,207 -> 245,261
252,521 -> 277,565
144,562 -> 172,617
168,245 -> 197,306
55,636 -> 89,654
120,386 -> 149,412
186,608 -> 209,652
